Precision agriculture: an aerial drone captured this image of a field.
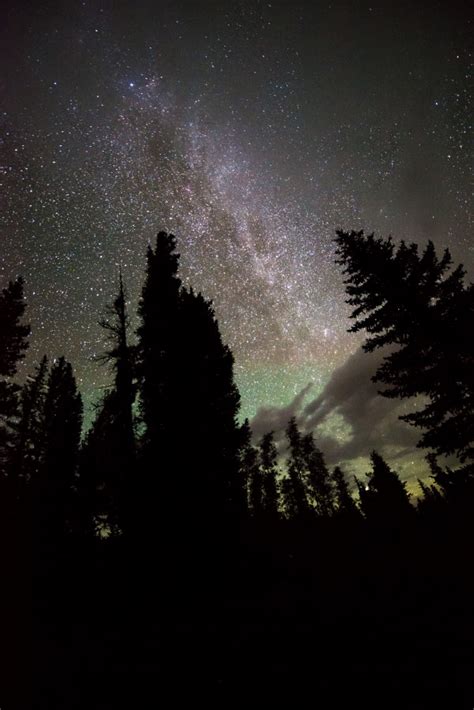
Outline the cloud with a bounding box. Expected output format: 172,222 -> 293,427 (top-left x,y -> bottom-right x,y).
250,347 -> 420,469
250,381 -> 314,440
301,347 -> 419,463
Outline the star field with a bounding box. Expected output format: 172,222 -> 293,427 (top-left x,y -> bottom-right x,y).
1,1 -> 472,476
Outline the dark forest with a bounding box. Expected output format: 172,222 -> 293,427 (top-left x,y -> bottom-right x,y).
2,229 -> 474,707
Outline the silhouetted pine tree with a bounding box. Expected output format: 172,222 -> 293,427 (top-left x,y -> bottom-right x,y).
426,453 -> 451,494
81,271 -> 136,534
98,270 -> 135,454
281,418 -> 310,519
259,431 -> 279,517
137,232 -> 181,456
416,477 -> 444,519
0,277 -> 30,476
35,357 -> 83,541
10,355 -> 48,500
357,451 -> 412,523
248,449 -> 264,516
332,465 -> 360,519
238,419 -> 256,515
302,433 -> 334,516
80,392 -> 124,536
136,232 -> 243,530
335,230 -> 474,463
135,232 -> 182,531
177,287 -> 243,518
425,452 -> 474,513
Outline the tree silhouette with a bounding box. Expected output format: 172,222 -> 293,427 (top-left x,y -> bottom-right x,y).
332,465 -> 360,519
81,272 -> 136,534
35,357 -> 83,541
177,287 -> 242,519
335,230 -> 474,463
248,446 -> 264,516
238,419 -> 257,515
246,430 -> 280,518
281,418 -> 310,519
0,277 -> 30,475
80,391 -> 126,536
416,476 -> 444,519
10,355 -> 48,502
302,432 -> 334,516
137,232 -> 181,455
135,232 -> 182,532
98,270 -> 135,452
357,450 -> 412,523
136,232 -> 242,531
259,431 -> 279,517
425,452 -> 474,513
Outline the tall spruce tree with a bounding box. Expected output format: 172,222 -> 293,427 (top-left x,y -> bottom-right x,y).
35,357 -> 82,540
357,450 -> 412,523
136,232 -> 243,528
248,447 -> 264,516
98,270 -> 135,454
281,418 -> 310,519
302,433 -> 334,516
416,476 -> 444,518
80,392 -> 126,536
259,431 -> 279,517
81,271 -> 136,534
335,230 -> 474,463
0,277 -> 30,476
178,287 -> 242,517
332,465 -> 360,519
425,452 -> 474,511
238,419 -> 257,516
10,356 -> 48,500
135,233 -> 182,531
137,232 -> 181,456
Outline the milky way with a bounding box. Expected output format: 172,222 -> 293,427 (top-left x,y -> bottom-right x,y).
1,1 -> 472,477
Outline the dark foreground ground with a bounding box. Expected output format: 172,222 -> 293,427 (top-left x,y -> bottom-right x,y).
8,514 -> 474,708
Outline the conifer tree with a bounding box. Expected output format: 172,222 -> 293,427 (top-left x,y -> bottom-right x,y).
35,357 -> 83,540
137,232 -> 181,461
302,433 -> 334,516
248,449 -> 264,516
416,477 -> 444,518
79,392 -> 124,535
332,465 -> 360,519
281,418 -> 310,519
98,270 -> 135,454
425,452 -> 474,510
10,356 -> 48,499
135,233 -> 182,531
335,230 -> 474,463
83,271 -> 136,533
178,287 -> 242,518
136,232 -> 243,527
238,419 -> 257,515
0,277 -> 30,376
357,450 -> 412,523
259,431 -> 279,517
0,277 -> 30,475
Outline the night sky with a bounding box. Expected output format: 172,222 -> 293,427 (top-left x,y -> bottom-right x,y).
2,1 -> 472,485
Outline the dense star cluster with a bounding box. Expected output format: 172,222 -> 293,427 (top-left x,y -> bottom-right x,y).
1,1 -> 472,480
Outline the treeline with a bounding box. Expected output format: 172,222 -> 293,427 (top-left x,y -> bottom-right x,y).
1,229 -> 473,545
